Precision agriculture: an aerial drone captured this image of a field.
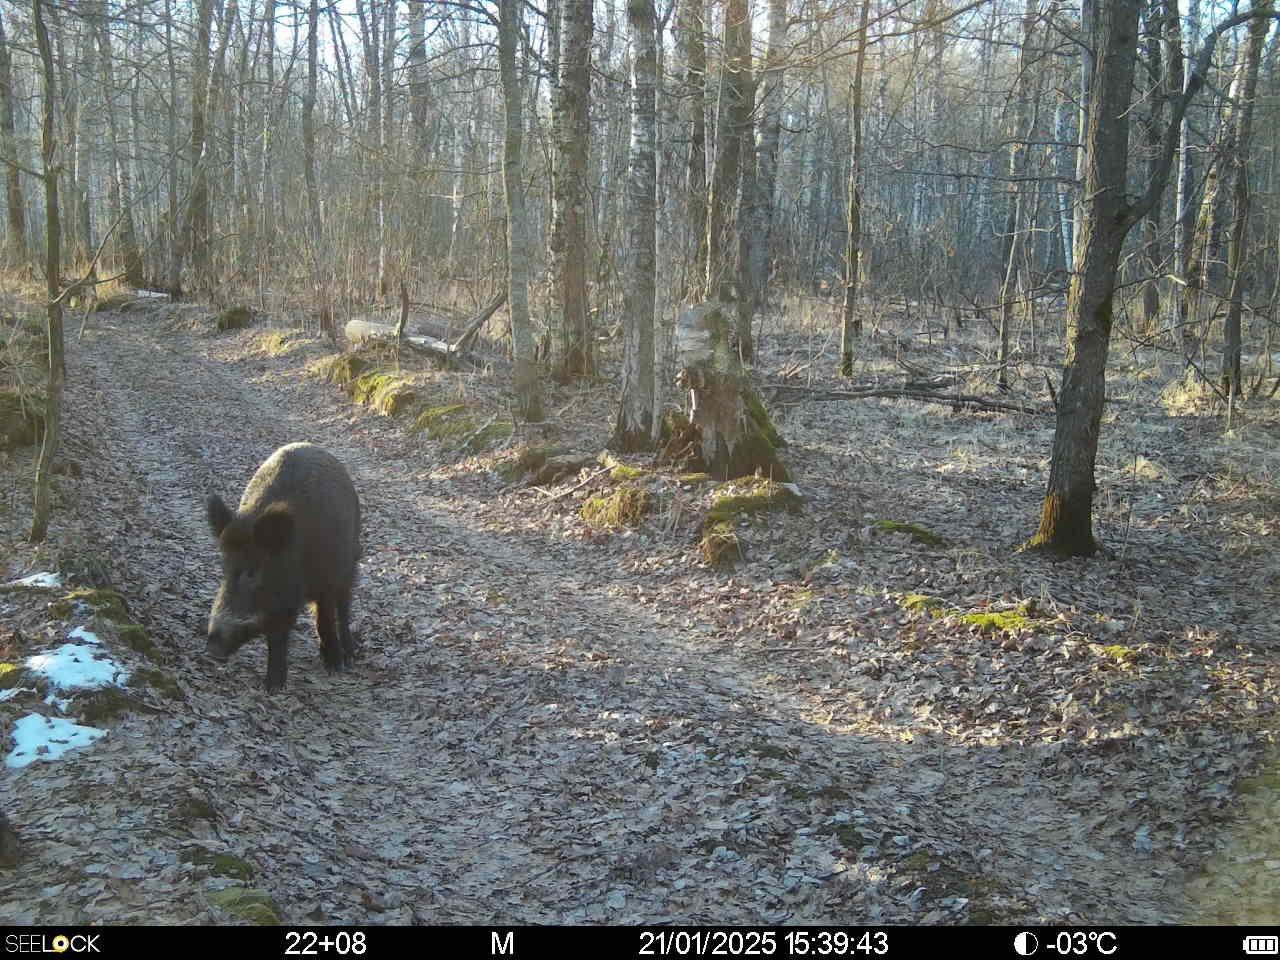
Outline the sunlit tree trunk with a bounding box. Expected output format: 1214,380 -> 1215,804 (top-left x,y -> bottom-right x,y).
839,0 -> 871,375
705,0 -> 748,305
29,0 -> 62,544
614,0 -> 657,450
550,0 -> 594,379
1221,0 -> 1272,399
498,0 -> 543,421
95,3 -> 143,286
678,0 -> 707,300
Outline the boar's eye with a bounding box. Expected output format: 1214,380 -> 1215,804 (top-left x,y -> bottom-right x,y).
240,568 -> 259,587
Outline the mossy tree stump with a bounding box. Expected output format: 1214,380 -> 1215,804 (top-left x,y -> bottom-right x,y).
674,302 -> 788,481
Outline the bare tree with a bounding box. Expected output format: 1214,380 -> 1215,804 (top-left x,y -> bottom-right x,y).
550,0 -> 594,379
840,0 -> 871,375
0,7 -> 26,265
498,0 -> 543,421
29,0 -> 63,543
614,0 -> 657,450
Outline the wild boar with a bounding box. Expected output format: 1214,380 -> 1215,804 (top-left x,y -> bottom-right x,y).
205,442 -> 361,692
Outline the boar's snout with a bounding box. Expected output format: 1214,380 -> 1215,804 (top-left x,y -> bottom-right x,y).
206,598 -> 257,660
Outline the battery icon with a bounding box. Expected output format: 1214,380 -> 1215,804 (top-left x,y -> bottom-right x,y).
1244,936 -> 1279,955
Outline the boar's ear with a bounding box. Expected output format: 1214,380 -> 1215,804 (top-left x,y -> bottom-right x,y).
207,495 -> 233,538
253,503 -> 294,554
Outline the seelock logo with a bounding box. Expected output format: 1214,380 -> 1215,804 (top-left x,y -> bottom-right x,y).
4,935 -> 101,954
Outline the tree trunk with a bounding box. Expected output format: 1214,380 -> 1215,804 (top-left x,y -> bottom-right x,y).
678,0 -> 707,300
304,0 -> 322,251
29,0 -> 62,544
733,15 -> 756,363
1221,0 -> 1272,400
171,0 -> 215,294
1174,0 -> 1201,355
674,303 -> 787,481
498,0 -> 543,421
550,0 -> 594,380
747,0 -> 788,308
1027,0 -> 1255,556
997,0 -> 1039,391
839,0 -> 871,375
705,0 -> 748,304
614,0 -> 657,450
95,4 -> 143,287
0,9 -> 26,265
1027,0 -> 1141,557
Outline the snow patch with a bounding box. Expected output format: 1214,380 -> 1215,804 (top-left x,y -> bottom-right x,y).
5,714 -> 107,769
25,643 -> 129,691
4,572 -> 62,589
67,626 -> 101,645
0,688 -> 32,703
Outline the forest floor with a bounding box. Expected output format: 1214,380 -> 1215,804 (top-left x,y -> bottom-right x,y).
0,290 -> 1278,925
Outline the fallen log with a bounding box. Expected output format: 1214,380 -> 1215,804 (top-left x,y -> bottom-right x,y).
345,290 -> 508,363
344,319 -> 455,360
764,382 -> 1047,415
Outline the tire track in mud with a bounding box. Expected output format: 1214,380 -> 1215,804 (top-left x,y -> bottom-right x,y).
41,311 -> 1185,924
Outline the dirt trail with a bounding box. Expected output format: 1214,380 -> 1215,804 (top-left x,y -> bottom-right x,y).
2,310 -> 1193,923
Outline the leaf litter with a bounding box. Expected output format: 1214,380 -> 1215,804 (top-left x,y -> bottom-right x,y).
0,304 -> 1275,924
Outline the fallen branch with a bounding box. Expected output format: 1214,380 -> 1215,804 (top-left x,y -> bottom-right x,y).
766,383 -> 1047,415
450,289 -> 507,354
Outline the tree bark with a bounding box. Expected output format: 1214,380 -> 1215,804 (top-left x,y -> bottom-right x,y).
678,0 -> 707,300
550,0 -> 594,380
498,0 -> 543,421
1221,0 -> 1272,400
1027,0 -> 1141,557
705,0 -> 748,305
747,0 -> 788,308
613,0 -> 657,450
304,0 -> 322,251
839,0 -> 871,376
0,9 -> 26,265
95,3 -> 144,287
674,303 -> 787,481
29,0 -> 63,544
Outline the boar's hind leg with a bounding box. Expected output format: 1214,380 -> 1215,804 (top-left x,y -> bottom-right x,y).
316,595 -> 347,672
336,589 -> 356,668
266,630 -> 289,692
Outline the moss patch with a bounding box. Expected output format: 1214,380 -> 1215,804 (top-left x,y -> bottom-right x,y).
184,847 -> 256,881
133,667 -> 182,700
78,687 -> 137,723
117,624 -> 160,661
701,521 -> 742,567
1094,644 -> 1139,666
901,593 -> 947,616
349,372 -> 417,416
413,403 -> 468,438
677,472 -> 712,484
581,486 -> 649,528
52,588 -> 131,624
873,520 -> 946,547
0,663 -> 26,689
207,887 -> 280,924
706,479 -> 802,527
959,609 -> 1034,634
256,332 -> 295,357
316,352 -> 370,389
744,389 -> 786,449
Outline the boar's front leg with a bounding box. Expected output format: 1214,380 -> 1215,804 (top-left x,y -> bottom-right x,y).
315,595 -> 347,673
265,629 -> 290,692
